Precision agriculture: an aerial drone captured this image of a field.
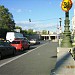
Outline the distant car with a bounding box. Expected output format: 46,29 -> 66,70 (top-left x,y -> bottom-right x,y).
11,40 -> 30,51
30,39 -> 40,45
0,40 -> 16,59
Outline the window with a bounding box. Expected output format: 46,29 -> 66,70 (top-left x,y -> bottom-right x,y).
11,41 -> 20,44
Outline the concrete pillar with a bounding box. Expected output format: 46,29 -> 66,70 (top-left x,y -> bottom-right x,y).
44,36 -> 45,40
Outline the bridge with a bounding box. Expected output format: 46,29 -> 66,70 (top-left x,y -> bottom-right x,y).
41,34 -> 60,41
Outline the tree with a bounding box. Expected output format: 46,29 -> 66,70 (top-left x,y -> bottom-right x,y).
15,26 -> 22,32
27,29 -> 33,34
42,30 -> 47,35
22,30 -> 27,34
0,5 -> 15,30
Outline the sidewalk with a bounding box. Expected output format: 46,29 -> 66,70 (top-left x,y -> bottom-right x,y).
50,47 -> 75,75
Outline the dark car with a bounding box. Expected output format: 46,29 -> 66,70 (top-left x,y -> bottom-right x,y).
0,40 -> 16,59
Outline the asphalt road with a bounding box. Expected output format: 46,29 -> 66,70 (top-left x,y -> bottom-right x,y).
0,41 -> 58,75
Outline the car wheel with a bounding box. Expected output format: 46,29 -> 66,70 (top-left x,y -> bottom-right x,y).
28,46 -> 30,50
21,47 -> 24,51
0,53 -> 2,60
13,48 -> 16,55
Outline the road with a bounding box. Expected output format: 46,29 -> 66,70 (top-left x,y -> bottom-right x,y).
0,41 -> 58,75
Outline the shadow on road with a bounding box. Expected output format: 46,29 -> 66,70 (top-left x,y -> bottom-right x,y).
51,56 -> 57,58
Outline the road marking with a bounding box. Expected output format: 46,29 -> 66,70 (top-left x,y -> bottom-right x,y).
0,43 -> 48,67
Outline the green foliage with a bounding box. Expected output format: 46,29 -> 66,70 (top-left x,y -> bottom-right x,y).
0,5 -> 15,39
0,28 -> 10,39
22,30 -> 28,34
27,29 -> 33,34
15,26 -> 36,35
15,26 -> 22,32
0,5 -> 15,30
27,29 -> 36,34
42,30 -> 47,34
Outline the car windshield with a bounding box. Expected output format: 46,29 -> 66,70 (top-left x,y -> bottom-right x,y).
11,41 -> 20,44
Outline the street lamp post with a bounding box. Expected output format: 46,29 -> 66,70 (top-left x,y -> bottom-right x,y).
58,18 -> 62,47
61,0 -> 72,47
61,12 -> 72,47
59,18 -> 62,27
59,18 -> 62,38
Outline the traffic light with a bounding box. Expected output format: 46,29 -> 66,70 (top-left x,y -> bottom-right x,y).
29,19 -> 31,22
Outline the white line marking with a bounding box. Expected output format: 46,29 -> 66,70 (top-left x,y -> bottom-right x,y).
0,43 -> 48,67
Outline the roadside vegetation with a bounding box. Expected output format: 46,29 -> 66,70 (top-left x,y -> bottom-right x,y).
0,5 -> 49,39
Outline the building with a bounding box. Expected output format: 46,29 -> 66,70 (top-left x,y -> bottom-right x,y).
40,32 -> 60,41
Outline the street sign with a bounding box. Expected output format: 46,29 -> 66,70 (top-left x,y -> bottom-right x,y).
61,0 -> 72,12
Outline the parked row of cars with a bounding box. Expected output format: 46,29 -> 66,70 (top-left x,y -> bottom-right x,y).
0,38 -> 30,60
0,37 -> 40,60
10,38 -> 40,51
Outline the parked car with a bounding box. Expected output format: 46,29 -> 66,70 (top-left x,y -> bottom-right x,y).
15,37 -> 30,44
0,40 -> 16,59
11,40 -> 30,51
6,32 -> 24,42
30,39 -> 40,45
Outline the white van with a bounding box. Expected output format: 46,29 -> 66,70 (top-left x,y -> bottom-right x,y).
6,32 -> 24,42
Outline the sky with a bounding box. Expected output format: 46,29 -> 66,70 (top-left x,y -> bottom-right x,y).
0,0 -> 75,32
